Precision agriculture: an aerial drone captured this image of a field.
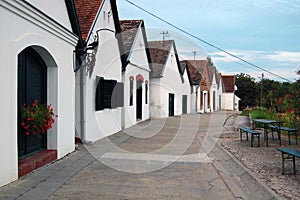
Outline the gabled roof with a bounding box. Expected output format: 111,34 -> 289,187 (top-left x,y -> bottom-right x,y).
148,40 -> 173,77
148,40 -> 182,80
120,20 -> 141,58
73,0 -> 104,41
119,19 -> 152,71
183,60 -> 202,85
222,75 -> 235,93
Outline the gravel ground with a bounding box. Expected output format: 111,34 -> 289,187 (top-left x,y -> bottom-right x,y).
219,114 -> 300,200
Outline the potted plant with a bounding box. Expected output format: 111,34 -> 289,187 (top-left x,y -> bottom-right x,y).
20,100 -> 58,135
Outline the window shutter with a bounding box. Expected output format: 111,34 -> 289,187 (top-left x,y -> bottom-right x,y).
112,82 -> 124,108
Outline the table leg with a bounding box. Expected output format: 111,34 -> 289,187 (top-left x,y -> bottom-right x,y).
265,124 -> 268,147
282,152 -> 285,174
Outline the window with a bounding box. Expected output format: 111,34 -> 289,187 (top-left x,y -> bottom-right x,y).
145,82 -> 148,104
95,76 -> 123,111
129,79 -> 133,106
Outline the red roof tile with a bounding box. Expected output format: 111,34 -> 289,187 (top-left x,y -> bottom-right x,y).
222,75 -> 235,92
74,0 -> 104,41
184,61 -> 202,84
120,20 -> 142,58
148,40 -> 173,77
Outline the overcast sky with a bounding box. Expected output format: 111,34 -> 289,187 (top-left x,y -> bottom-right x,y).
116,0 -> 300,82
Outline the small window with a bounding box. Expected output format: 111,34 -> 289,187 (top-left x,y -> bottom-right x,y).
145,82 -> 148,104
130,79 -> 133,106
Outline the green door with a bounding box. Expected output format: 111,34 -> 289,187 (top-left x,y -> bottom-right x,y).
182,95 -> 187,114
18,47 -> 47,159
169,93 -> 174,116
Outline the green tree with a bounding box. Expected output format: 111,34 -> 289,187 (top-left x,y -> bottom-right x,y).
235,73 -> 259,109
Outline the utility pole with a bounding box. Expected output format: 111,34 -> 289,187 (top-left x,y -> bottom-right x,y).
192,51 -> 197,61
160,31 -> 169,41
261,73 -> 264,107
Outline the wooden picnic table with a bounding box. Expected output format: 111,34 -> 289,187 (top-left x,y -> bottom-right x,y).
252,119 -> 281,147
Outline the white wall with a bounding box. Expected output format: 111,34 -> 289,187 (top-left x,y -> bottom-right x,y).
190,85 -> 200,113
25,0 -> 72,31
210,75 -> 218,112
223,93 -> 234,111
0,1 -> 77,186
181,70 -> 191,114
217,79 -> 223,110
76,0 -> 123,142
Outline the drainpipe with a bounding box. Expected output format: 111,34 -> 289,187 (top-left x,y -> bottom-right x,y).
79,61 -> 86,143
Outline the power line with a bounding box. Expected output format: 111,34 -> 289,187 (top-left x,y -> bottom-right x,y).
123,0 -> 292,82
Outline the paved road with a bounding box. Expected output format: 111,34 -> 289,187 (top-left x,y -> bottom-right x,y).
0,111 -> 280,199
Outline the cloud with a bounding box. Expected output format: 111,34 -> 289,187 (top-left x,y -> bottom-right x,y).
264,51 -> 300,63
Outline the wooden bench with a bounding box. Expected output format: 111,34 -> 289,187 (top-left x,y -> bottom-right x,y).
277,148 -> 300,174
270,125 -> 298,145
239,127 -> 261,147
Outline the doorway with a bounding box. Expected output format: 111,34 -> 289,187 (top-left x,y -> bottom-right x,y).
182,95 -> 187,114
136,80 -> 143,120
18,47 -> 47,159
169,93 -> 175,116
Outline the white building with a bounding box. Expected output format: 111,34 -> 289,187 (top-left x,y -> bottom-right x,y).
148,40 -> 188,118
74,0 -> 124,142
216,72 -> 224,110
119,19 -> 151,128
0,0 -> 77,186
222,75 -> 240,111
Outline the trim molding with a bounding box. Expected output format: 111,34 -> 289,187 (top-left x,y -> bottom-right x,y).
1,0 -> 78,46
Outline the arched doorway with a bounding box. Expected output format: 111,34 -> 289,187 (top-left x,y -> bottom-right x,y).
136,80 -> 143,120
17,47 -> 47,159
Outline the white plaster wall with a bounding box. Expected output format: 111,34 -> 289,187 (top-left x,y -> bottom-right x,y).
149,79 -> 164,118
209,74 -> 218,112
82,0 -> 123,141
223,93 -> 234,111
190,85 -> 200,113
181,70 -> 191,114
124,65 -> 149,128
0,2 -> 76,187
25,0 -> 72,31
217,79 -> 223,110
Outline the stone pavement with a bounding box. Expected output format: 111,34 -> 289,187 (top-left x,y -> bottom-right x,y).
0,111 -> 281,200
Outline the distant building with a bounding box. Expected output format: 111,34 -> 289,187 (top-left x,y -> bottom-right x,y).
222,75 -> 240,111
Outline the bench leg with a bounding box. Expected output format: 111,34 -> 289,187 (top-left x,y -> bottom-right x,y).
281,153 -> 296,174
251,134 -> 253,147
278,132 -> 281,146
258,134 -> 260,147
293,156 -> 296,174
288,132 -> 291,145
281,152 -> 285,174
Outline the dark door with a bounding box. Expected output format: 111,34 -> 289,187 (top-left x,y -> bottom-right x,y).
136,80 -> 143,120
169,93 -> 174,116
18,47 -> 47,159
213,91 -> 216,111
182,95 -> 187,114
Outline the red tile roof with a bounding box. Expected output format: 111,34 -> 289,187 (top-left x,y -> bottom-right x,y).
74,0 -> 104,41
120,20 -> 142,58
222,75 -> 235,92
184,61 -> 202,85
148,40 -> 173,77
